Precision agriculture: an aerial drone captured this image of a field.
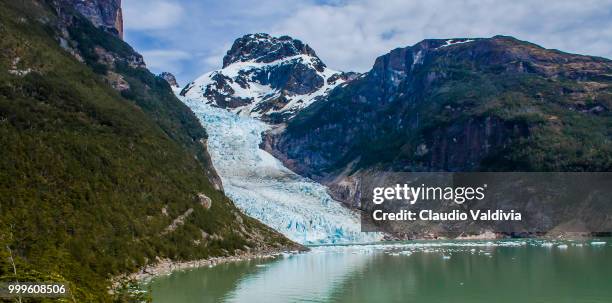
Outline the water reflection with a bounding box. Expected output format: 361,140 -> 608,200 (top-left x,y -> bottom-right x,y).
150,240 -> 612,303
223,250 -> 370,302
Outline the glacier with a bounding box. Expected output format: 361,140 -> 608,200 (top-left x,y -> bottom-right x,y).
180,96 -> 382,245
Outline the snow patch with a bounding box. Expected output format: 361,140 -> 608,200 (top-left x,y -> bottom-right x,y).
412,50 -> 424,69
437,39 -> 475,49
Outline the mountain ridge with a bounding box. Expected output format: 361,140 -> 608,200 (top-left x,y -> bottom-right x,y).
181,33 -> 359,123
262,35 -> 612,235
267,35 -> 611,175
222,33 -> 319,68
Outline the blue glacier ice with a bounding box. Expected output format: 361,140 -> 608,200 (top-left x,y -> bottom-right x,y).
181,96 -> 382,245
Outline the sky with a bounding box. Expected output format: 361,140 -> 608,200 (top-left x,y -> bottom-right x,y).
123,0 -> 612,86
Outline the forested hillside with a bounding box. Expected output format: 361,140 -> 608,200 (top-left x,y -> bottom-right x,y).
0,1 -> 295,301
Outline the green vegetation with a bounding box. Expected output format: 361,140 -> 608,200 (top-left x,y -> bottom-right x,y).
0,1 -> 293,301
286,39 -> 612,173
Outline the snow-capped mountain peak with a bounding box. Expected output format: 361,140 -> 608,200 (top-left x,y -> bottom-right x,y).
222,33 -> 320,68
181,33 -> 358,123
178,33 -> 381,244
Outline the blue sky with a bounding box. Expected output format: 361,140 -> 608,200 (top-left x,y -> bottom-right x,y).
123,0 -> 612,86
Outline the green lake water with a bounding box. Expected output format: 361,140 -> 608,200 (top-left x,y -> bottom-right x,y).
149,239 -> 612,303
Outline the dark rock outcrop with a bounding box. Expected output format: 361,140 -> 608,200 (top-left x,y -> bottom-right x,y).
223,33 -> 319,68
50,0 -> 147,94
53,0 -> 123,38
160,71 -> 180,88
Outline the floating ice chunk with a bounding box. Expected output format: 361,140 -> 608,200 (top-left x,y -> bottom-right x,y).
591,241 -> 606,246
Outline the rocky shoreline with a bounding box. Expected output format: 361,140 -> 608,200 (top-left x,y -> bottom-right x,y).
113,230 -> 594,287
115,247 -> 305,284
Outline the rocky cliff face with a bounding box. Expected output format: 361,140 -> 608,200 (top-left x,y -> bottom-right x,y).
50,0 -> 226,191
160,71 -> 180,88
181,33 -> 358,123
58,0 -> 123,38
50,0 -> 147,89
222,33 -> 318,68
264,36 -> 612,211
49,0 -> 141,92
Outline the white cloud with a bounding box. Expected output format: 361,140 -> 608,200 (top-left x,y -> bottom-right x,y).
270,0 -> 612,72
140,50 -> 191,76
201,54 -> 224,69
124,0 -> 612,83
123,1 -> 184,30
